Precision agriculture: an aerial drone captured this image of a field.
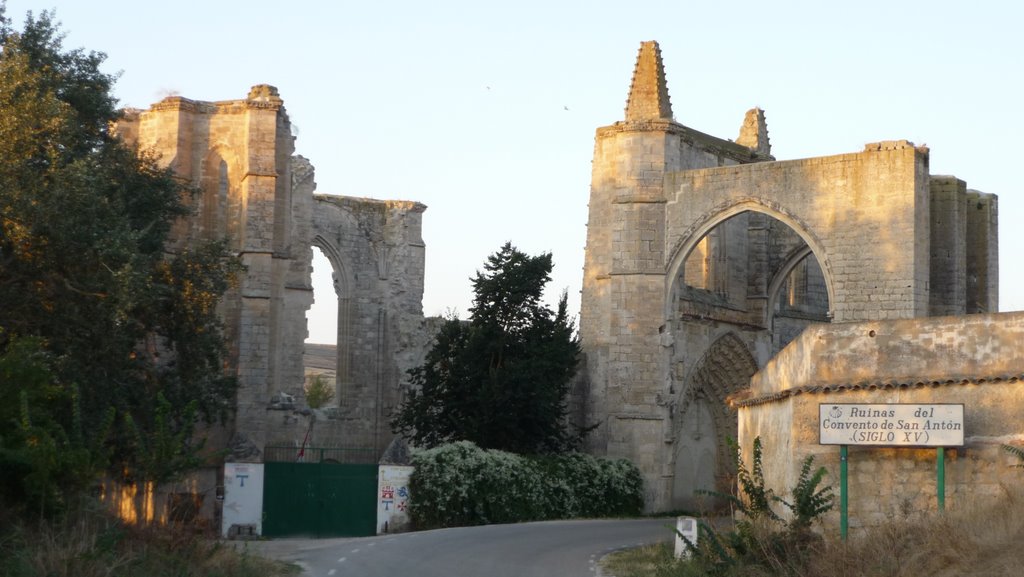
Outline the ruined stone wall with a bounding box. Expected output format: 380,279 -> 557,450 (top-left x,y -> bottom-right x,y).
115,86 -> 429,467
307,196 -> 427,455
738,313 -> 1024,533
116,86 -> 308,459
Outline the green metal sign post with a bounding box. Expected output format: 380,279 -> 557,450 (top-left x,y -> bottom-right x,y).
937,447 -> 945,512
840,444 -> 848,540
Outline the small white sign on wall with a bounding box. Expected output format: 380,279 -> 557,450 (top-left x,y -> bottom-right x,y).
819,404 -> 964,447
377,465 -> 413,534
221,462 -> 264,537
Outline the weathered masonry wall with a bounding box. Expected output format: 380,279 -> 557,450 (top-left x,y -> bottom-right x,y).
665,141 -> 933,322
116,86 -> 310,460
929,176 -> 999,315
738,313 -> 1024,533
115,86 -> 430,496
308,196 -> 428,454
578,41 -> 1000,513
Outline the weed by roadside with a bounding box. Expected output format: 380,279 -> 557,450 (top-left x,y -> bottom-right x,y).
0,504 -> 299,577
603,484 -> 1024,577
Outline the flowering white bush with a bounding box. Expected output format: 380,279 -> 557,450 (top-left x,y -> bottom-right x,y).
409,441 -> 644,528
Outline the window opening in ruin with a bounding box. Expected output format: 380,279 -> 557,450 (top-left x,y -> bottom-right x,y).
305,247 -> 339,405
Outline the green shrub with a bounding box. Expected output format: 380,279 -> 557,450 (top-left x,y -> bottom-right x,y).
408,441 -> 644,528
679,437 -> 834,576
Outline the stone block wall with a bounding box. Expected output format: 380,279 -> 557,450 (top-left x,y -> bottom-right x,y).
966,191 -> 998,313
929,176 -> 967,315
307,196 -> 428,455
115,86 -> 306,459
115,86 -> 430,465
738,312 -> 1024,533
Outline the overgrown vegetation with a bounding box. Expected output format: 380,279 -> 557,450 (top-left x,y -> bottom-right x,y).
0,505 -> 299,577
604,485 -> 1024,577
392,243 -> 587,454
408,441 -> 644,528
666,438 -> 834,576
0,6 -> 240,518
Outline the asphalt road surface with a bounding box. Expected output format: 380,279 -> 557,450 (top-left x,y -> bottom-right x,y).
248,518 -> 675,577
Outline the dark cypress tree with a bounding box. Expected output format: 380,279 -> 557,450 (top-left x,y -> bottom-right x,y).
393,243 -> 582,454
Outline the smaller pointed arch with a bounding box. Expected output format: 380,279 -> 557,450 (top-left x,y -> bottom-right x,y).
671,331 -> 759,509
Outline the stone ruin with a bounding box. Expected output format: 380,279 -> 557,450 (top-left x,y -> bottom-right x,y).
113,84 -> 430,522
575,41 -> 1008,524
112,43 -> 1021,533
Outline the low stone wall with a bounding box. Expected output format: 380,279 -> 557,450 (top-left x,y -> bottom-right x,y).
737,312 -> 1024,534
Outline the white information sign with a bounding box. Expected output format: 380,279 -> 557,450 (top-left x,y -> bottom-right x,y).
819,404 -> 964,447
673,516 -> 699,559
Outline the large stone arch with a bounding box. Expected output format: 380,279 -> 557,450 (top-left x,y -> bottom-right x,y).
664,198 -> 836,321
662,148 -> 932,324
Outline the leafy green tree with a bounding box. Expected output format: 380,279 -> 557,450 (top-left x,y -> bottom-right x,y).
393,242 -> 582,454
0,8 -> 240,514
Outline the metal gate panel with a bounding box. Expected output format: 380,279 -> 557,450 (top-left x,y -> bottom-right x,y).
262,462 -> 317,537
263,456 -> 377,537
317,463 -> 378,537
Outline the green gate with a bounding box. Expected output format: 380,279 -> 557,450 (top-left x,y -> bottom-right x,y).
262,446 -> 378,538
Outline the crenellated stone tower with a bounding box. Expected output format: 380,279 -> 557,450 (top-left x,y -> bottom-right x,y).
579,41 -> 998,512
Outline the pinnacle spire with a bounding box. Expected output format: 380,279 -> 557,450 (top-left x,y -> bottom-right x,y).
737,108 -> 771,157
624,41 -> 673,122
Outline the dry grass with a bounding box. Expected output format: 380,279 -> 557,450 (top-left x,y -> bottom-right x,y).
601,544 -> 678,577
0,506 -> 300,577
603,485 -> 1024,577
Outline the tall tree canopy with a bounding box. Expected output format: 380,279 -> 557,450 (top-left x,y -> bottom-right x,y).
0,8 -> 240,514
393,242 -> 582,454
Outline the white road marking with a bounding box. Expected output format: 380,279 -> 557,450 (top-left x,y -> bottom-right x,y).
351,548 -> 360,553
337,557 -> 347,563
327,570 -> 336,576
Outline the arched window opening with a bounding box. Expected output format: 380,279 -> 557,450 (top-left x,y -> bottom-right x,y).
304,247 -> 339,405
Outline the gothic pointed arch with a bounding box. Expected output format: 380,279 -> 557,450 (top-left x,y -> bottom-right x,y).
671,331 -> 759,509
664,199 -> 835,319
311,233 -> 353,395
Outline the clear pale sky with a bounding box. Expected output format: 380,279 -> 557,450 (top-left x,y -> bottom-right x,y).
7,0 -> 1020,343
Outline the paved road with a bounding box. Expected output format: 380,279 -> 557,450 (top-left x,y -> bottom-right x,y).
248,518 -> 675,577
